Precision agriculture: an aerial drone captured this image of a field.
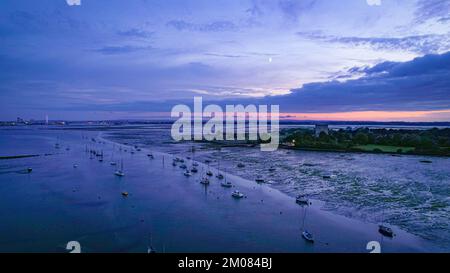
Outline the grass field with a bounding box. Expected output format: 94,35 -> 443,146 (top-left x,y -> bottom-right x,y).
354,144 -> 415,153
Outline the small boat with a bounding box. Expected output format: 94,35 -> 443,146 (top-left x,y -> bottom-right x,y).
184,170 -> 192,177
179,164 -> 187,169
121,191 -> 129,197
378,225 -> 394,237
232,190 -> 244,199
206,170 -> 213,176
296,195 -> 309,205
192,162 -> 199,167
115,160 -> 125,177
216,173 -> 224,179
147,154 -> 154,159
255,177 -> 265,183
27,168 -> 33,173
172,162 -> 177,167
147,235 -> 156,253
237,163 -> 245,168
221,180 -> 232,188
115,170 -> 125,177
191,167 -> 198,173
73,164 -> 78,168
205,160 -> 211,164
302,230 -> 314,243
200,177 -> 210,185
420,160 -> 432,164
269,167 -> 276,172
147,246 -> 156,254
110,161 -> 117,166
136,148 -> 142,152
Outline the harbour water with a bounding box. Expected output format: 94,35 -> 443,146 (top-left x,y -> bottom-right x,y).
0,125 -> 447,252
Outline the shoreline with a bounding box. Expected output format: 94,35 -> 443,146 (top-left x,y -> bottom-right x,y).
99,133 -> 444,252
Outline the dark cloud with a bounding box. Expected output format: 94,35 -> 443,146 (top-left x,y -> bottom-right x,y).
297,31 -> 450,54
258,51 -> 450,113
117,28 -> 153,38
93,45 -> 153,55
166,20 -> 238,32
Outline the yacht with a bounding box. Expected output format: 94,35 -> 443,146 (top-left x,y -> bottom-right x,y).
255,177 -> 264,183
200,177 -> 210,185
378,225 -> 394,237
232,190 -> 244,199
114,160 -> 125,177
216,173 -> 224,179
302,230 -> 314,243
296,195 -> 309,205
221,180 -> 232,188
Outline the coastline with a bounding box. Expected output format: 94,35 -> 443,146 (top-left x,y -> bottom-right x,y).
0,127 -> 445,252
99,133 -> 444,252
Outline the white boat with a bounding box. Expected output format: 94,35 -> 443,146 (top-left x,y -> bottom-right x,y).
221,180 -> 232,188
200,177 -> 210,185
115,170 -> 124,177
302,230 -> 314,243
115,160 -> 125,177
184,170 -> 192,177
232,190 -> 244,198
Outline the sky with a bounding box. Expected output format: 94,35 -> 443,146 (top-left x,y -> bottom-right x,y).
0,0 -> 449,121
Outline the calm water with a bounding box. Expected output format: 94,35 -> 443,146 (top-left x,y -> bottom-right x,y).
104,124 -> 450,250
0,125 -> 447,252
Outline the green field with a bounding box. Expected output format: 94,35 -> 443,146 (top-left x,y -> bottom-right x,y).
354,144 -> 415,153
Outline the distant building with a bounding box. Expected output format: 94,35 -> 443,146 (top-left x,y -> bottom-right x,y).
315,124 -> 329,137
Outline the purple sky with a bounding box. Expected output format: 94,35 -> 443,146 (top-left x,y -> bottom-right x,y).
0,0 -> 449,121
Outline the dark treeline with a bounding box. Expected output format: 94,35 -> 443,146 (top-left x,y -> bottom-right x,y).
281,127 -> 450,156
